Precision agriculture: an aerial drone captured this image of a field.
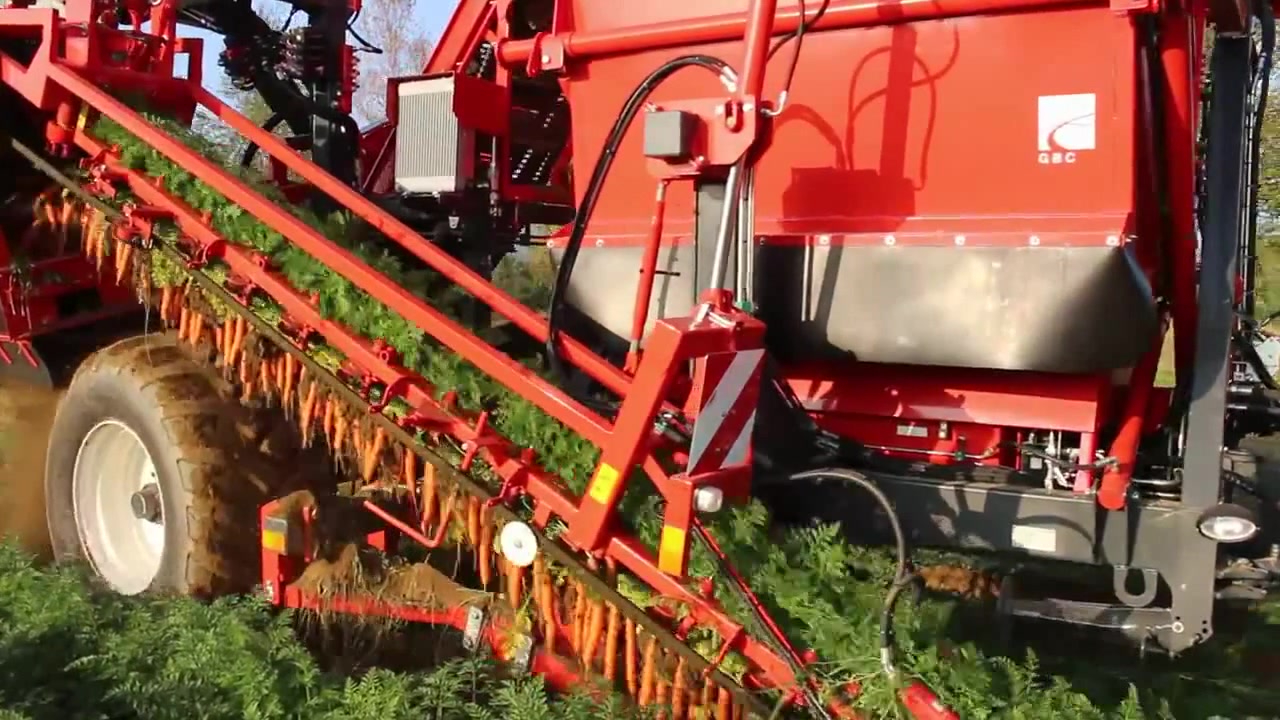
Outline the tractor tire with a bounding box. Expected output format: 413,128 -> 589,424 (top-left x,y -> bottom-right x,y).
43,332 -> 315,597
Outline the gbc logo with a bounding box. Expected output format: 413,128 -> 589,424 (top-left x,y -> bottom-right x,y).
1038,151 -> 1078,165
1037,93 -> 1096,166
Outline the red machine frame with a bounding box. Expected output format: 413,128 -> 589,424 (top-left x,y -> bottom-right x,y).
0,0 -> 1269,717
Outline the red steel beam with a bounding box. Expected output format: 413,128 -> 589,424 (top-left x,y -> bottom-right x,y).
498,0 -> 1102,65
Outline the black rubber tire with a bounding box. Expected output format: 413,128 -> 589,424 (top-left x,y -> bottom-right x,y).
43,332 -> 314,597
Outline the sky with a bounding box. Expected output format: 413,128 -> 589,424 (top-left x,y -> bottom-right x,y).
178,0 -> 458,105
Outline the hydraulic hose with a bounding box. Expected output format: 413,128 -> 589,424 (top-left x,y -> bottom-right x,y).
239,111 -> 287,168
777,468 -> 920,682
544,54 -> 737,385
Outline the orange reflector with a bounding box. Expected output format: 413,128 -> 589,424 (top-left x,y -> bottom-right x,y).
658,525 -> 687,575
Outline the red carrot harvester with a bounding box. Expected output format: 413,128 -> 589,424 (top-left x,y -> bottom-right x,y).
0,0 -> 1276,717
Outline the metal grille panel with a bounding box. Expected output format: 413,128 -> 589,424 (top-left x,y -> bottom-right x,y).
394,77 -> 471,194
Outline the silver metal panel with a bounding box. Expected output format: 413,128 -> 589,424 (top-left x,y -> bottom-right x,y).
554,243 -> 698,346
394,77 -> 473,194
560,242 -> 1158,375
754,244 -> 1158,373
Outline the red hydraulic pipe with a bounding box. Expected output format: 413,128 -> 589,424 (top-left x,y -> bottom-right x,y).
1097,332 -> 1165,510
498,0 -> 1100,66
627,180 -> 670,367
738,0 -> 781,100
1160,6 -> 1199,395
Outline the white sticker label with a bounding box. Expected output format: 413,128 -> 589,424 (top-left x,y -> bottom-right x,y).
896,424 -> 928,439
1011,524 -> 1057,554
1037,93 -> 1096,165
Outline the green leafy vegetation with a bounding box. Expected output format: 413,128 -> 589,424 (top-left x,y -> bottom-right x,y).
23,105 -> 1276,719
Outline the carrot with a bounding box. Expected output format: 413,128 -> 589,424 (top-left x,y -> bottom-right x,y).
114,243 -> 132,285
275,355 -> 287,398
177,307 -> 190,343
478,505 -> 494,588
716,688 -> 732,720
259,356 -> 272,395
625,618 -> 638,696
160,287 -> 173,321
352,422 -> 367,464
213,325 -> 224,353
362,426 -> 386,483
322,396 -> 335,444
603,603 -> 621,681
700,677 -> 715,713
507,561 -> 523,611
570,582 -> 585,655
402,448 -> 417,493
639,636 -> 658,706
240,357 -> 255,402
421,463 -> 438,528
466,497 -> 480,546
541,571 -> 557,653
582,598 -> 604,669
229,316 -> 246,364
58,200 -> 75,252
655,677 -> 669,717
221,317 -> 234,359
672,658 -> 688,720
333,408 -> 348,459
189,311 -> 205,348
283,354 -> 297,408
299,382 -> 319,442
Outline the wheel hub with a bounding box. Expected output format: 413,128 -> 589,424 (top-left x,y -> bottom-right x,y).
71,419 -> 165,595
129,484 -> 162,523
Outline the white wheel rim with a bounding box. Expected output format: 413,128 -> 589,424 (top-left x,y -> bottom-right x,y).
72,419 -> 165,594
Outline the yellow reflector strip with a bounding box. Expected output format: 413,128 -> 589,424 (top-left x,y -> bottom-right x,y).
587,463 -> 621,504
262,529 -> 286,554
658,525 -> 687,575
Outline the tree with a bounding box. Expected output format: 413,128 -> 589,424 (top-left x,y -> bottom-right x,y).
347,0 -> 434,125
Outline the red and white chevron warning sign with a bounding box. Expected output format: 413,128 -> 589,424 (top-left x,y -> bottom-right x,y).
686,348 -> 765,475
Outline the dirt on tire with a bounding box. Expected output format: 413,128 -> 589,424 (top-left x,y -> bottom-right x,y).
0,380 -> 63,560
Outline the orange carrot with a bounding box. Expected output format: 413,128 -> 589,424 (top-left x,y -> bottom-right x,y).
672,658 -> 687,720
362,426 -> 386,483
159,286 -> 173,321
402,448 -> 417,492
478,506 -> 494,588
639,636 -> 658,706
625,618 -> 638,696
177,307 -> 190,343
258,357 -> 272,395
299,382 -> 319,442
582,598 -> 604,669
115,243 -> 132,285
716,688 -> 731,720
229,316 -> 246,364
571,582 -> 587,655
322,396 -> 335,443
603,604 -> 621,681
274,354 -> 287,395
333,408 -> 348,459
507,561 -> 523,611
213,325 -> 224,353
655,677 -> 669,716
421,463 -> 438,529
283,354 -> 297,407
189,311 -> 205,348
221,317 -> 234,359
466,497 -> 480,546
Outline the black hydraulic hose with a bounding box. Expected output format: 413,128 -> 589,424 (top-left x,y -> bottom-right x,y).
780,468 -> 919,681
239,111 -> 287,168
544,54 -> 736,385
